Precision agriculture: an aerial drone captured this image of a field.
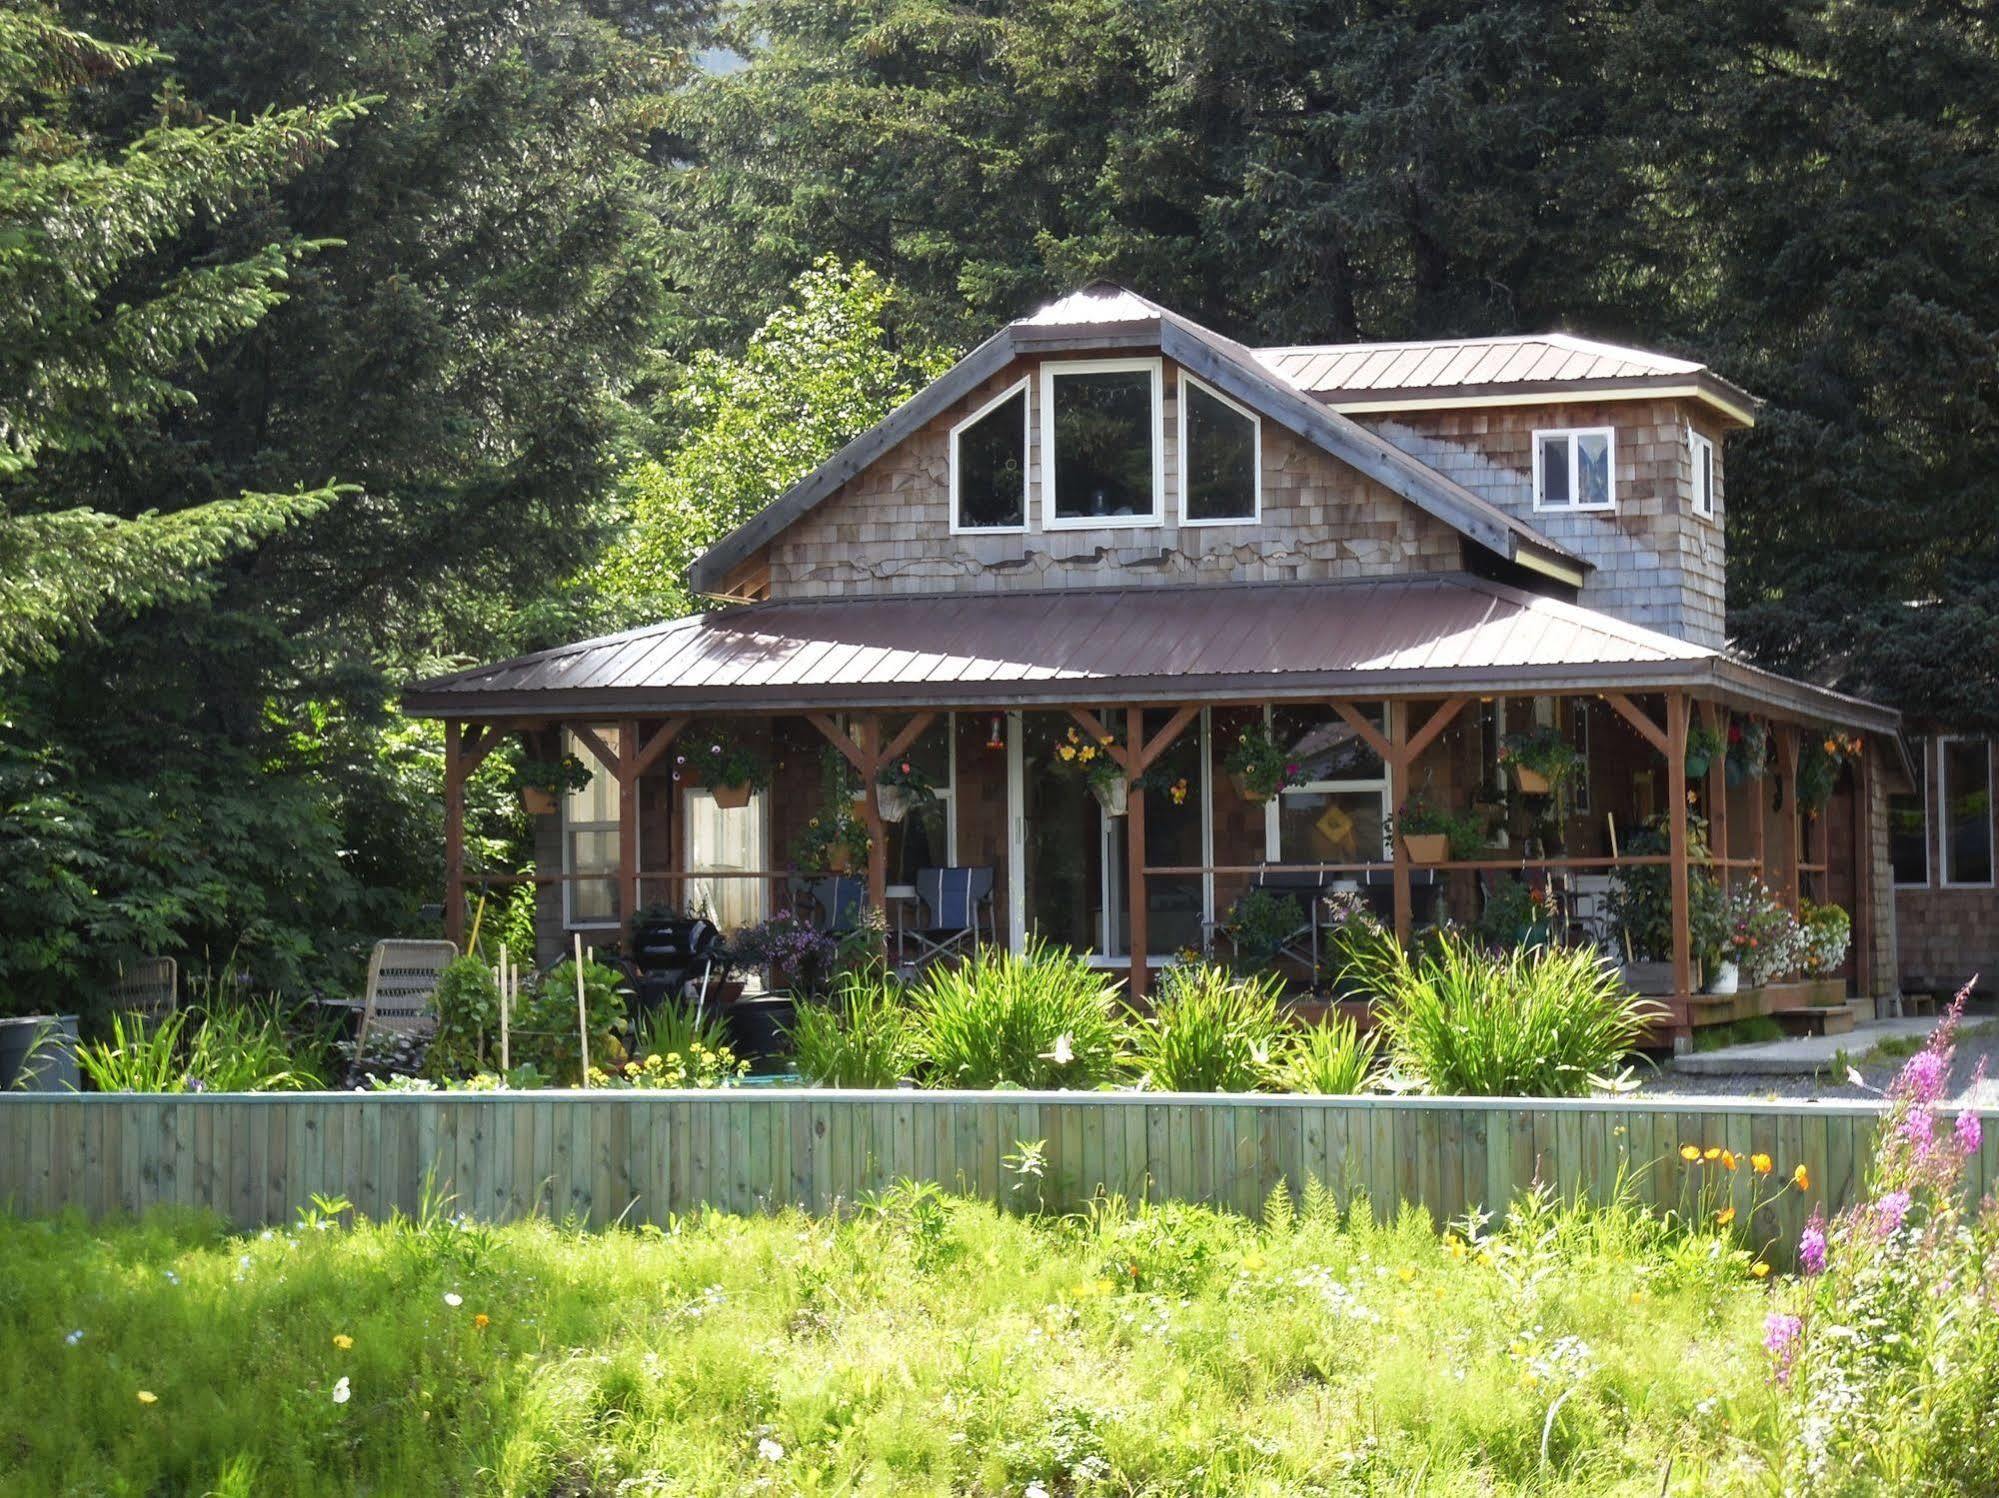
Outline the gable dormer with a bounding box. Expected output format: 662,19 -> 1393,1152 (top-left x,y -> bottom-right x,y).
1259,333 -> 1757,650
688,286 -> 1586,603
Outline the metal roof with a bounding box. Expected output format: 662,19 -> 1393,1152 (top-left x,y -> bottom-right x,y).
404,574 -> 1897,732
684,285 -> 1585,596
1255,332 -> 1759,424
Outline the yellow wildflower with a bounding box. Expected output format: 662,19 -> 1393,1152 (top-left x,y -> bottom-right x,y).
1750,1262 -> 1771,1279
1715,1207 -> 1736,1226
1703,1146 -> 1722,1162
1722,1150 -> 1737,1171
1397,1265 -> 1416,1283
1751,1153 -> 1773,1175
136,1391 -> 157,1405
332,1333 -> 354,1350
1680,1144 -> 1701,1163
1793,1164 -> 1810,1191
1057,744 -> 1077,762
474,1313 -> 490,1330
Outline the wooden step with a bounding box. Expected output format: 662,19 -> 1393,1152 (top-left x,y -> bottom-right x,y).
1773,1003 -> 1858,1038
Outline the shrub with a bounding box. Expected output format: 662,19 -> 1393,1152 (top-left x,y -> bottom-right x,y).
911,942 -> 1126,1089
1607,816 -> 1725,965
507,959 -> 628,1084
1357,935 -> 1660,1097
1128,964 -> 1288,1092
1219,887 -> 1304,971
1279,1013 -> 1382,1095
787,971 -> 917,1088
428,956 -> 501,1077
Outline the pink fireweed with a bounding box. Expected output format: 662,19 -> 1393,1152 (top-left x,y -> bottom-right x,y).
1763,1312 -> 1803,1385
1872,1189 -> 1912,1237
1798,1218 -> 1827,1275
1955,1108 -> 1982,1156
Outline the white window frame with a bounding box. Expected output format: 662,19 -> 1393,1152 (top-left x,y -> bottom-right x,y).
1937,735 -> 1993,889
1531,426 -> 1617,513
682,785 -> 771,930
1263,705 -> 1392,863
1689,428 -> 1717,521
1176,370 -> 1261,526
561,727 -> 623,930
948,378 -> 1030,536
1040,357 -> 1165,530
1892,737 -> 1932,889
885,713 -> 958,878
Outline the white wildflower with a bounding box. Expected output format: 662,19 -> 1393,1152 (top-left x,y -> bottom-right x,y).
332,1376 -> 351,1405
64,1329 -> 83,1347
443,1292 -> 463,1307
757,1437 -> 784,1462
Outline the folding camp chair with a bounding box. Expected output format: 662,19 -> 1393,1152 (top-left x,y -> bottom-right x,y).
109,957 -> 178,1023
354,939 -> 460,1052
801,876 -> 868,937
906,867 -> 995,969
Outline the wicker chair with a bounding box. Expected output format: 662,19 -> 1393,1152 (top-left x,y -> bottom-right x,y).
109,957 -> 178,1023
355,939 -> 460,1052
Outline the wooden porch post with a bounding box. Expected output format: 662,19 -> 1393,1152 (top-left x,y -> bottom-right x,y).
1126,706 -> 1149,1001
1780,725 -> 1802,913
444,720 -> 467,950
1701,701 -> 1730,895
617,719 -> 640,924
1390,699 -> 1412,946
856,716 -> 888,915
1752,717 -> 1768,883
1666,692 -> 1692,998
1853,740 -> 1875,997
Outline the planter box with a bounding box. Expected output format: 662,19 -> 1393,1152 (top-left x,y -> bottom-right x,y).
0,1014 -> 79,1093
1512,766 -> 1552,796
1763,977 -> 1846,1011
520,787 -> 557,817
874,783 -> 914,824
1226,770 -> 1270,804
1401,833 -> 1448,865
1093,778 -> 1129,818
711,782 -> 753,810
1620,961 -> 1678,996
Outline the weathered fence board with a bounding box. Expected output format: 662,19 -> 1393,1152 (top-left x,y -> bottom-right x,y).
2,1093 -> 1985,1258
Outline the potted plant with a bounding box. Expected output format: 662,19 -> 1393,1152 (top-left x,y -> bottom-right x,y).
674,728 -> 770,809
1052,724 -> 1128,816
1796,732 -> 1861,814
1605,816 -> 1723,994
513,753 -> 592,816
1500,727 -> 1582,799
1684,722 -> 1726,781
873,756 -> 936,825
1222,720 -> 1299,803
1725,718 -> 1768,787
796,804 -> 869,874
1797,898 -> 1852,1003
1392,798 -> 1483,864
1221,887 -> 1306,972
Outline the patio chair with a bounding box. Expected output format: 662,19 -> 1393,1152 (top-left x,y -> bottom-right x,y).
354,939 -> 460,1052
109,956 -> 177,1023
800,876 -> 868,937
1252,869 -> 1330,971
906,866 -> 996,968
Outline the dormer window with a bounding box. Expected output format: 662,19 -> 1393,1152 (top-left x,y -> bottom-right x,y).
1178,373 -> 1260,524
1041,358 -> 1163,528
1533,427 -> 1615,512
950,379 -> 1028,533
1690,429 -> 1716,520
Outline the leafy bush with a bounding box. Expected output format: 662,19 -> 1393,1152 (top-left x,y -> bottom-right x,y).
1475,878 -> 1555,949
1220,887 -> 1304,971
1128,964 -> 1288,1092
428,956 -> 501,1077
1357,935 -> 1660,1097
1606,816 -> 1724,965
590,1044 -> 745,1089
506,960 -> 628,1084
787,971 -> 917,1088
1279,1013 -> 1382,1095
75,1005 -> 321,1093
911,942 -> 1126,1089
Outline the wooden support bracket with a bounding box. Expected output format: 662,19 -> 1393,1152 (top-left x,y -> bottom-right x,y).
1331,700 -> 1394,765
1604,692 -> 1670,756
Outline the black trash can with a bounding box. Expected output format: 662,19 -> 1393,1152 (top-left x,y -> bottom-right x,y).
0,1014 -> 80,1092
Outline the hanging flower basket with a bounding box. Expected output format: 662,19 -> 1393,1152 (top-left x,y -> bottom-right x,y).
1401,832 -> 1449,865
711,781 -> 753,810
1227,769 -> 1266,804
1093,777 -> 1129,818
875,783 -> 914,824
520,787 -> 557,817
1511,766 -> 1552,796
825,843 -> 853,873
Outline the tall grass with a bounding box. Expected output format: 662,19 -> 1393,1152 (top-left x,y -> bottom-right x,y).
1127,963 -> 1288,1092
75,1005 -> 321,1093
1279,1011 -> 1382,1095
911,941 -> 1126,1089
633,998 -> 734,1062
1358,935 -> 1659,1097
785,972 -> 917,1088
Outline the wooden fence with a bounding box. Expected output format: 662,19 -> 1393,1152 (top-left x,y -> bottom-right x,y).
4,1093 -> 1993,1256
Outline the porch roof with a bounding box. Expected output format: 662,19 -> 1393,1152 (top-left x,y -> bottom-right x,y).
404,574 -> 1899,733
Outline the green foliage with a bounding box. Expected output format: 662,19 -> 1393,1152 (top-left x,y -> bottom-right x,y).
1220,720 -> 1296,801
506,960 -> 629,1085
510,756 -> 592,797
591,1044 -> 745,1090
1683,723 -> 1726,781
786,972 -> 918,1089
1127,964 -> 1288,1093
911,942 -> 1126,1090
632,999 -> 735,1066
676,726 -> 771,793
1393,798 -> 1488,860
427,957 -> 501,1078
1500,729 -> 1583,796
0,1185 -> 1791,1492
1358,936 -> 1662,1098
1220,888 -> 1304,971
1606,818 -> 1724,966
74,1004 -> 321,1093
597,260 -> 948,622
1477,879 -> 1556,950
1279,1013 -> 1383,1096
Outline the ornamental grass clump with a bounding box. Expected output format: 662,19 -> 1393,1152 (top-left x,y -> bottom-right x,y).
1279,1011 -> 1382,1096
911,941 -> 1125,1089
1128,963 -> 1289,1092
75,1003 -> 322,1093
1358,935 -> 1659,1097
1769,979 -> 1999,1489
787,971 -> 917,1089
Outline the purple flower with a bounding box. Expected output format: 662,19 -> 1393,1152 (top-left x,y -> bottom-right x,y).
1875,1189 -> 1913,1237
1956,1109 -> 1982,1156
1764,1312 -> 1803,1385
1897,1049 -> 1948,1107
1799,1224 -> 1827,1275
1904,1107 -> 1936,1156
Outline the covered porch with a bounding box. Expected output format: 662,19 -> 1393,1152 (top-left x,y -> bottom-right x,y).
405,576 -> 1900,1041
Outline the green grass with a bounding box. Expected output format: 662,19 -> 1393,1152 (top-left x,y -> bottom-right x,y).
0,1189 -> 1786,1495
1691,1016 -> 1786,1053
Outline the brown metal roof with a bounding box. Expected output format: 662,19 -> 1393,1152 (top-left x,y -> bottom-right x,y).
1255,332 -> 1759,424
404,575 -> 1896,732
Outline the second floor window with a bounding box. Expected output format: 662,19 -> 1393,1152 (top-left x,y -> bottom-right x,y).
1939,736 -> 1992,887
1534,427 -> 1615,512
1179,373 -> 1259,523
950,379 -> 1028,532
1042,358 -> 1162,527
1690,429 -> 1717,519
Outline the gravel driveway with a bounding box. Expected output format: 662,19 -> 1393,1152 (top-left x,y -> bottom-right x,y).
1635,1012 -> 1999,1105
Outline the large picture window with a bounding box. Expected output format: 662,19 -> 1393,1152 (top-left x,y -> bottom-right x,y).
1533,427 -> 1615,512
1178,373 -> 1259,524
1891,738 -> 1930,887
1939,737 -> 1992,887
1042,359 -> 1162,527
562,727 -> 621,927
949,380 -> 1027,532
1267,704 -> 1389,864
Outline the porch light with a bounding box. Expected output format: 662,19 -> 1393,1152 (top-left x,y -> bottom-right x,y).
987,715 -> 1004,750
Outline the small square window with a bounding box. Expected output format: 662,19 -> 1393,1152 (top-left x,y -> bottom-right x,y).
1690,430 -> 1716,519
1533,428 -> 1615,512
